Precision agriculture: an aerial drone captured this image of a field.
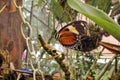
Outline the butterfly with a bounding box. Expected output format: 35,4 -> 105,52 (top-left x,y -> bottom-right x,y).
56,20 -> 102,52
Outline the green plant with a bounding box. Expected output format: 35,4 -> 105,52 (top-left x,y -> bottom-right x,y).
67,0 -> 120,41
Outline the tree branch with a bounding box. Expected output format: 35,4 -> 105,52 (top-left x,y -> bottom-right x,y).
29,0 -> 34,25
38,34 -> 71,80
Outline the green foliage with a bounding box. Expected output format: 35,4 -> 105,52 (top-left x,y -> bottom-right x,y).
50,0 -> 68,22
88,0 -> 111,13
67,0 -> 120,41
37,0 -> 43,7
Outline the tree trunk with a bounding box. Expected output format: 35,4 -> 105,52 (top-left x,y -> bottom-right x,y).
0,0 -> 26,69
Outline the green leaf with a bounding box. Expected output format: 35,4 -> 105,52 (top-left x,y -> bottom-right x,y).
67,0 -> 120,41
37,0 -> 43,7
50,0 -> 68,22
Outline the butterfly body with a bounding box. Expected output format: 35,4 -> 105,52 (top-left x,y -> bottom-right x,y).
56,20 -> 102,52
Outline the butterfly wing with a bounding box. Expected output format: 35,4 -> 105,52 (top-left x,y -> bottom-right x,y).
58,21 -> 87,35
58,21 -> 87,48
59,31 -> 77,46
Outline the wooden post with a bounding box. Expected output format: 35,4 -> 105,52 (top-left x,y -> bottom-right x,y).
0,0 -> 26,69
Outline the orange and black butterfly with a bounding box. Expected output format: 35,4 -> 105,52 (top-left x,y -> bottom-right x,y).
56,20 -> 102,52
